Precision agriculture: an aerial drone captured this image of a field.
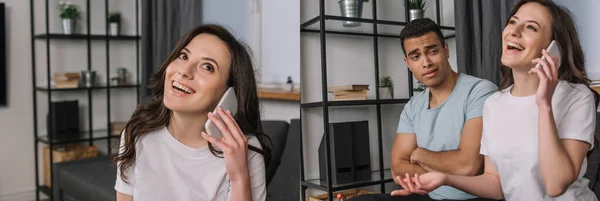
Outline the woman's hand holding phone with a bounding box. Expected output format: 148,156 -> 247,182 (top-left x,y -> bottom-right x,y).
529,49 -> 560,109
201,106 -> 250,183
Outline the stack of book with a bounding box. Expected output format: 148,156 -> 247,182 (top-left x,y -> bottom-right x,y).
327,85 -> 369,100
53,72 -> 80,88
111,121 -> 127,135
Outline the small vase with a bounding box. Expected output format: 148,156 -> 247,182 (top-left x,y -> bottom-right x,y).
109,22 -> 120,36
62,18 -> 76,35
409,9 -> 424,21
379,87 -> 394,99
338,0 -> 364,27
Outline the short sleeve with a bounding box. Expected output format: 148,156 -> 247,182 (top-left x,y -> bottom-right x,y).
227,137 -> 266,201
480,101 -> 492,156
466,81 -> 498,120
558,91 -> 596,150
397,100 -> 415,134
114,130 -> 135,195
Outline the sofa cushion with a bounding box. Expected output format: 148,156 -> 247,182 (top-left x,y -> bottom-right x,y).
267,119 -> 300,201
261,120 -> 290,184
53,155 -> 116,201
586,112 -> 600,198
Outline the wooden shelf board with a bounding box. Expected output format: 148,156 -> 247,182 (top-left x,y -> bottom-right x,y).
592,85 -> 600,95
258,89 -> 300,101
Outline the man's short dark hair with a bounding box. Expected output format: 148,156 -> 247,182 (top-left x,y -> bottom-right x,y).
399,18 -> 446,56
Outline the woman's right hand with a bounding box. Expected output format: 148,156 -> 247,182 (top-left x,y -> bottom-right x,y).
391,172 -> 447,196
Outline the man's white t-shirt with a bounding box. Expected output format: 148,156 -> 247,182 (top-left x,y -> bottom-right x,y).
114,126 -> 267,201
480,81 -> 597,201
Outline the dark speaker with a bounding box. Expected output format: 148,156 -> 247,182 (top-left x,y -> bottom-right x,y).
318,121 -> 372,185
47,100 -> 80,141
351,121 -> 371,182
319,122 -> 354,185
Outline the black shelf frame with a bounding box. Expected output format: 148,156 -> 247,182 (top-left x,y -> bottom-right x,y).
299,0 -> 454,200
35,84 -> 140,91
34,33 -> 141,40
301,98 -> 410,108
300,15 -> 456,39
302,178 -> 395,192
29,0 -> 141,200
36,129 -> 121,145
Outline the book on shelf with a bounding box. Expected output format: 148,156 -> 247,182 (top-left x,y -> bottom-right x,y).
54,81 -> 79,88
327,84 -> 369,93
333,89 -> 367,100
53,72 -> 80,88
111,121 -> 127,135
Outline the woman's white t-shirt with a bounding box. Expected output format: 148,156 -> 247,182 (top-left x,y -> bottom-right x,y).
480,81 -> 597,201
114,126 -> 267,201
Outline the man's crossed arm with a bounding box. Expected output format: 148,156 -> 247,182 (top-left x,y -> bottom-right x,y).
391,117 -> 484,181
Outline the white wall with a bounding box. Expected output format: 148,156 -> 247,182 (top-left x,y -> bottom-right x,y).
0,0 -> 35,199
300,0 -> 456,196
261,0 -> 300,84
553,0 -> 600,80
202,0 -> 253,54
259,0 -> 300,121
0,0 -> 139,200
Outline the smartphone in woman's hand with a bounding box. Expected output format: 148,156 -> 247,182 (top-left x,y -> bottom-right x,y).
536,40 -> 562,69
204,87 -> 238,139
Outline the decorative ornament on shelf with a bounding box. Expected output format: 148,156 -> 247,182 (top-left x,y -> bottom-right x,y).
338,0 -> 369,27
58,1 -> 81,35
108,12 -> 121,36
286,76 -> 294,92
403,0 -> 428,22
379,76 -> 394,99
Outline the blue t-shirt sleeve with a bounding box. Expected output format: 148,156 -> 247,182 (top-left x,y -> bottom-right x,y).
397,100 -> 415,134
466,81 -> 498,120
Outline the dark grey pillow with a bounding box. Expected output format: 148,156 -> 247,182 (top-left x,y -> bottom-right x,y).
267,119 -> 300,201
261,120 -> 290,184
583,112 -> 600,194
585,138 -> 600,189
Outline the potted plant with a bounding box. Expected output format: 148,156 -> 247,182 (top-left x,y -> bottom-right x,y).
413,81 -> 426,92
58,1 -> 81,35
403,0 -> 428,22
339,0 -> 369,27
108,12 -> 121,36
379,76 -> 394,99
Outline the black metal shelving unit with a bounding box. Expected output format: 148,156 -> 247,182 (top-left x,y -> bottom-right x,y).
29,0 -> 140,200
299,0 -> 455,199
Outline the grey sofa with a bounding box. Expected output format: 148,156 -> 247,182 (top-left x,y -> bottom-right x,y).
52,119 -> 301,201
583,112 -> 600,199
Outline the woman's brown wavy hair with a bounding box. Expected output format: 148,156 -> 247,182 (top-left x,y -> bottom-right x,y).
114,24 -> 272,182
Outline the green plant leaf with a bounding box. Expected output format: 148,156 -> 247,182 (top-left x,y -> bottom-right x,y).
58,3 -> 81,19
379,76 -> 393,88
108,12 -> 121,23
403,0 -> 428,10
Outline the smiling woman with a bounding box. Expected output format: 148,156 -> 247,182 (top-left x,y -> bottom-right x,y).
113,24 -> 271,201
